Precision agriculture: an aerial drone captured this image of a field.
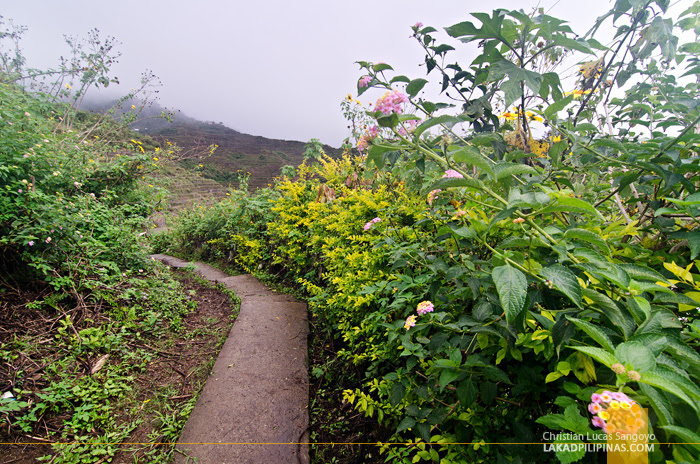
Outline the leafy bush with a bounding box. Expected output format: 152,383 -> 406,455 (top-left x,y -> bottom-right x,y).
158,2 -> 700,462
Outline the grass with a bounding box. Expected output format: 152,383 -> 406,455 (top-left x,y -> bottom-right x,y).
0,267 -> 238,464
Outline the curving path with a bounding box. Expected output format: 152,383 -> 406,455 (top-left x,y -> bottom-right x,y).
151,255 -> 309,464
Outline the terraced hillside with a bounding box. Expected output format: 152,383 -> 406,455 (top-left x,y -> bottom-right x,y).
114,102 -> 343,190
148,163 -> 229,231
154,121 -> 319,190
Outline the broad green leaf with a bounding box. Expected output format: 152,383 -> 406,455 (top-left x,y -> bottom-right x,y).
545,371 -> 565,383
389,75 -> 410,84
540,264 -> 583,308
628,296 -> 651,324
640,372 -> 699,415
618,264 -> 667,283
367,144 -> 398,168
636,307 -> 682,334
580,288 -> 629,336
653,291 -> 700,307
552,35 -> 595,54
688,230 -> 700,260
376,112 -> 399,128
439,369 -> 462,390
451,226 -> 477,239
639,383 -> 673,426
415,422 -> 431,442
564,228 -> 611,256
500,78 -> 523,108
569,346 -> 616,367
492,265 -> 527,324
615,341 -> 656,372
577,263 -> 631,290
572,123 -> 598,133
445,11 -> 505,41
567,317 -> 615,353
493,163 -> 538,181
372,62 -> 394,72
396,416 -> 416,433
457,379 -> 477,406
406,78 -> 429,98
664,338 -> 700,378
390,382 -> 405,406
539,196 -> 603,220
593,138 -> 627,154
535,413 -> 568,430
430,44 -> 455,55
414,114 -> 467,138
541,72 -> 564,101
628,334 -> 667,358
470,133 -> 501,147
659,426 -> 700,452
654,366 -> 700,405
451,146 -> 494,177
544,94 -> 574,119
489,60 -> 543,97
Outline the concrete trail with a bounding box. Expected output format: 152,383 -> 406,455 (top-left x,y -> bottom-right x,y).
151,254 -> 309,464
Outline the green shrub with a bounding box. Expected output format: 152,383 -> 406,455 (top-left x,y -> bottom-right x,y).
152,2 -> 700,462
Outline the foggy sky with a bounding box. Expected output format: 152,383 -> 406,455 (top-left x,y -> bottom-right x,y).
3,0 -> 623,147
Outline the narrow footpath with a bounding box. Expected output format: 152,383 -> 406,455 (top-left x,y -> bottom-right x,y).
151,255 -> 310,464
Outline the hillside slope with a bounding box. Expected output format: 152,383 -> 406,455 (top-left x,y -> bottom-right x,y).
85,99 -> 344,190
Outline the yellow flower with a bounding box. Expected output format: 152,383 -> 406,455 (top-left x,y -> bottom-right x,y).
599,411 -> 610,421
131,105 -> 136,109
153,157 -> 158,161
525,111 -> 543,122
65,84 -> 72,89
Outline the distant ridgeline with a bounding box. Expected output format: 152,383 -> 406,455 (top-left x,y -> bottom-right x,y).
83,98 -> 343,190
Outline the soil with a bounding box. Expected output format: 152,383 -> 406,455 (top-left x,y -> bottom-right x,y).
0,271 -> 235,464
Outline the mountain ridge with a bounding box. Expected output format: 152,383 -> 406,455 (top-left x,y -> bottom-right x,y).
83,98 -> 344,189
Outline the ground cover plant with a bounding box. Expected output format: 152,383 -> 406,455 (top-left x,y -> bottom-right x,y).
161,1 -> 700,463
0,19 -> 235,464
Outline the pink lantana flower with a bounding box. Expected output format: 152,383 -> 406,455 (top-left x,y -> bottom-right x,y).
359,76 -> 372,88
357,125 -> 380,153
427,189 -> 441,205
442,169 -> 464,179
398,119 -> 420,136
588,390 -> 643,436
404,315 -> 417,330
375,90 -> 408,116
416,301 -> 434,315
363,217 -> 382,231
591,416 -> 607,432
